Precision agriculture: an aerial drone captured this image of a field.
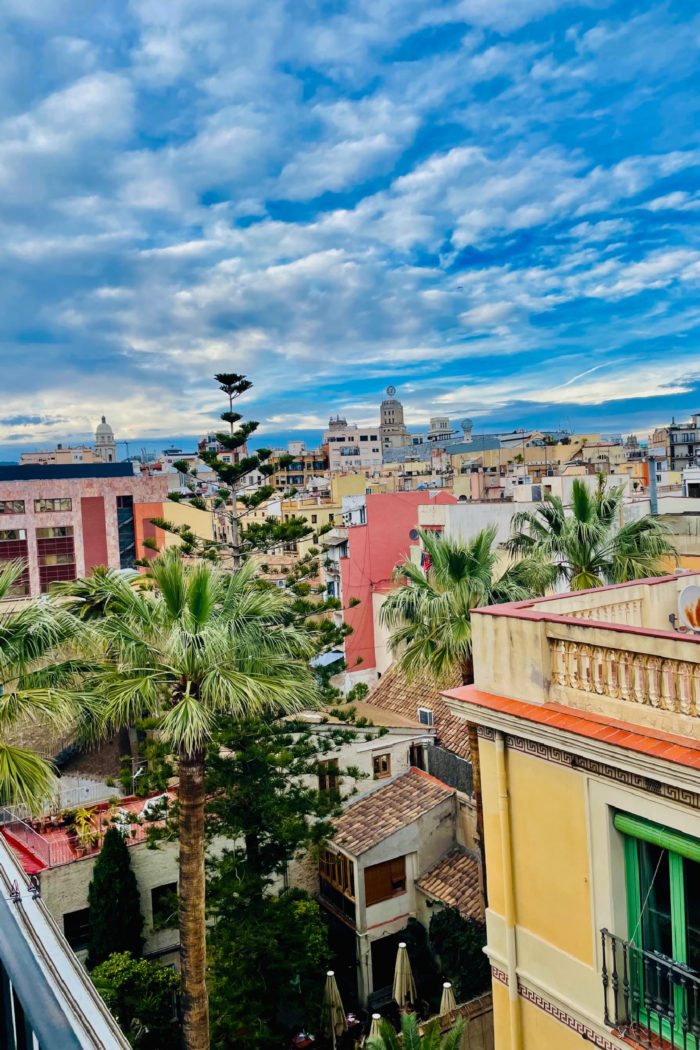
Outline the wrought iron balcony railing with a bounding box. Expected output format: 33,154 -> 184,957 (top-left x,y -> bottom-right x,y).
601,929 -> 700,1048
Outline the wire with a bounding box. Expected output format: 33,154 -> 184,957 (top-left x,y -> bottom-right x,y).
629,848 -> 664,945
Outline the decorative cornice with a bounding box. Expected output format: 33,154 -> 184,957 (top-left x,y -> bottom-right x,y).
490,967 -> 621,1050
478,725 -> 700,811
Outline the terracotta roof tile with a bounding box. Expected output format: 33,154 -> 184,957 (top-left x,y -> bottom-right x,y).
365,664 -> 469,758
416,848 -> 483,921
333,768 -> 455,856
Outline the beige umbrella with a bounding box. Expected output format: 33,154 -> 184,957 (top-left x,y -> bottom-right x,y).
369,1013 -> 382,1039
392,941 -> 417,1009
440,981 -> 457,1014
323,970 -> 347,1049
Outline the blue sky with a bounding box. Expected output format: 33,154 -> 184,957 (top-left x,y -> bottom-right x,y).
2,0 -> 700,457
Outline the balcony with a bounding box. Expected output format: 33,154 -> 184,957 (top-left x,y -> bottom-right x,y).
319,876 -> 356,926
601,929 -> 700,1048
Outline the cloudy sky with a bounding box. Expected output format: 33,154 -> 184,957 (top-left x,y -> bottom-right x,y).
2,0 -> 700,456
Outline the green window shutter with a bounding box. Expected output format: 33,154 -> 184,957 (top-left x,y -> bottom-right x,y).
614,812 -> 700,864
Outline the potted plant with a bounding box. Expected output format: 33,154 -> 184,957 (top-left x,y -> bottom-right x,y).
74,807 -> 94,853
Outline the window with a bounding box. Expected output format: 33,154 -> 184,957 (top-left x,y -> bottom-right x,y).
373,753 -> 391,779
318,758 -> 339,793
151,882 -> 179,931
311,514 -> 317,524
364,857 -> 406,906
418,707 -> 434,726
319,850 -> 355,898
615,812 -> 700,1041
63,908 -> 90,951
0,500 -> 24,514
34,498 -> 72,512
360,435 -> 368,441
37,525 -> 75,592
0,529 -> 29,596
116,494 -> 136,568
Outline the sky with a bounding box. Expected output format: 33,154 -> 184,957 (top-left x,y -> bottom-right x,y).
2,0 -> 700,459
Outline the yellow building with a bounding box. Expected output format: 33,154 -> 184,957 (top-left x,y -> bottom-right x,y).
444,574 -> 700,1050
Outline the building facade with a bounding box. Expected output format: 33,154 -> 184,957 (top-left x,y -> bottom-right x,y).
0,464 -> 167,597
324,418 -> 384,474
444,573 -> 700,1050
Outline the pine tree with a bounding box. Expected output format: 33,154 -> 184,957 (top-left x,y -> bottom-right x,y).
87,827 -> 144,968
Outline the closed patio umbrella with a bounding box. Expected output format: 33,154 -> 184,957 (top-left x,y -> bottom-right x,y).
369,1013 -> 382,1039
323,970 -> 347,1049
440,982 -> 457,1014
392,942 -> 416,1009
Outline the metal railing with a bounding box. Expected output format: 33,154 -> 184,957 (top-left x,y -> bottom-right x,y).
601,929 -> 700,1048
0,809 -> 51,869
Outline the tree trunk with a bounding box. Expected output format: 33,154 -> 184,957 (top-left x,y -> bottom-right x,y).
461,657 -> 487,901
179,749 -> 209,1050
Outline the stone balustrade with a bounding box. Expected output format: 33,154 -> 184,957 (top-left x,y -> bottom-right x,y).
567,598 -> 644,625
549,637 -> 700,717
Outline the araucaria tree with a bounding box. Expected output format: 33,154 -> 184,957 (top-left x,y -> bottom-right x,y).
507,478 -> 678,590
0,559 -> 79,808
87,826 -> 144,968
62,551 -> 317,1050
166,373 -> 311,563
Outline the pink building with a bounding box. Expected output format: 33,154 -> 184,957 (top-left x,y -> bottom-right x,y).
0,464 -> 168,597
340,491 -> 457,678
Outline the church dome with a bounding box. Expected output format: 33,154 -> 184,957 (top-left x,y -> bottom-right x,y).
95,415 -> 114,437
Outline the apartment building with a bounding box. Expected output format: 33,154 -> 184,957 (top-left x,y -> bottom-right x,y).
324,417 -> 383,474
443,572 -> 700,1050
318,769 -> 480,1007
0,463 -> 167,597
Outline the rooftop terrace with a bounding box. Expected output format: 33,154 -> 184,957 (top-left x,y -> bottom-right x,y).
462,572 -> 700,741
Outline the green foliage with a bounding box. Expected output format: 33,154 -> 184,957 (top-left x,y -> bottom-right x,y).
348,596 -> 361,607
381,526 -> 553,683
209,889 -> 329,1050
346,682 -> 369,702
368,1011 -> 464,1050
166,492 -> 183,502
507,478 -> 679,590
240,515 -> 312,553
428,908 -> 490,1002
189,496 -> 207,511
141,537 -> 159,551
91,952 -> 181,1049
87,828 -> 144,968
206,717 -> 354,891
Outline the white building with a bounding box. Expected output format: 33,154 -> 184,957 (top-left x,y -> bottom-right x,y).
324,417 -> 383,474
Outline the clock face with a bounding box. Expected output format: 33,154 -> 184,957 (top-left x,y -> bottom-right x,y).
386,385 -> 396,397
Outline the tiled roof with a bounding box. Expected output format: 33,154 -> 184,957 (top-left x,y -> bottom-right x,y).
333,769 -> 455,856
366,664 -> 469,758
416,848 -> 483,921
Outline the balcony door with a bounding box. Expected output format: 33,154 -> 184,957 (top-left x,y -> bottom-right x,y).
617,812 -> 700,1045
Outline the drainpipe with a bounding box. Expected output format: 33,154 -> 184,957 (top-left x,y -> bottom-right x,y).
496,731 -> 523,1050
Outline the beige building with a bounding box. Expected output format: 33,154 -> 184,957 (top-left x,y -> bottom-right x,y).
379,387 -> 412,450
443,571 -> 700,1050
324,417 -> 384,474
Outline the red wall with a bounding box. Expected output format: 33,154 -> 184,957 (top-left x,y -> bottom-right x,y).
80,496 -> 109,572
341,491 -> 456,672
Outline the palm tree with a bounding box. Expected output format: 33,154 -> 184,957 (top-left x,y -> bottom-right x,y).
59,550 -> 317,1050
367,1011 -> 464,1050
380,526 -> 553,685
380,526 -> 552,867
507,478 -> 678,590
0,559 -> 79,809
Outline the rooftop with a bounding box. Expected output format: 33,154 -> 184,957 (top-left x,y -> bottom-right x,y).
333,768 -> 454,856
1,791 -> 172,874
365,663 -> 467,757
416,847 -> 483,921
446,572 -> 700,760
0,463 -> 135,481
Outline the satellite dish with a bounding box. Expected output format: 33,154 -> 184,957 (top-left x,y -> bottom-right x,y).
409,528 -> 419,540
679,585 -> 700,631
386,385 -> 396,397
